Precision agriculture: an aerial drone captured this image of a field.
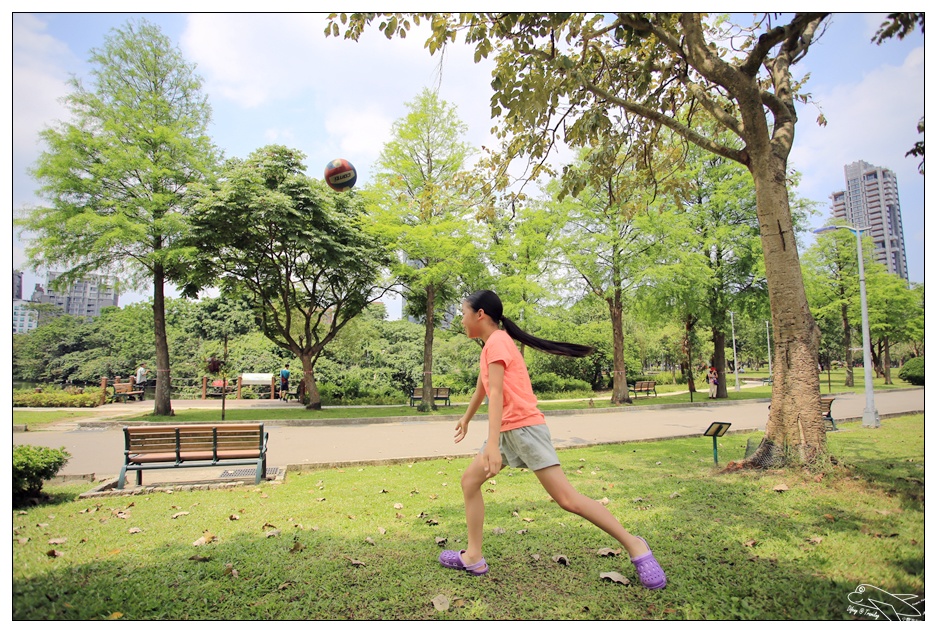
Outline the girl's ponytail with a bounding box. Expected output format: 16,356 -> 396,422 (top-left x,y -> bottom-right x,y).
465,290 -> 595,358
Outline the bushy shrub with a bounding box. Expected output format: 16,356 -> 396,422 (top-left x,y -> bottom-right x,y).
13,390 -> 101,408
530,372 -> 593,395
898,357 -> 924,386
13,445 -> 71,504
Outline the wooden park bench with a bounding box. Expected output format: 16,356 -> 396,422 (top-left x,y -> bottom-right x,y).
820,396 -> 836,431
111,381 -> 144,403
409,387 -> 451,407
118,423 -> 269,489
628,381 -> 657,397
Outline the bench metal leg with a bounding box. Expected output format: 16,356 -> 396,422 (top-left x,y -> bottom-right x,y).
118,465 -> 128,490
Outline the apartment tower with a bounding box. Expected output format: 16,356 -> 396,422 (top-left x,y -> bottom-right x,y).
830,160 -> 908,279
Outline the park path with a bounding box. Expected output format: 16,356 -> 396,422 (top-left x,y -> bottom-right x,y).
13,387 -> 924,488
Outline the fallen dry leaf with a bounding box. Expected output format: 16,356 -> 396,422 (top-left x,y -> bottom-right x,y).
171,512 -> 189,519
107,612 -> 124,620
290,541 -> 305,553
17,538 -> 29,545
265,529 -> 281,538
262,522 -> 277,529
808,537 -> 823,545
600,571 -> 630,585
193,532 -> 217,546
48,537 -> 67,545
491,527 -> 506,535
552,555 -> 570,565
744,540 -> 757,548
435,537 -> 447,546
824,514 -> 835,522
348,558 -> 366,567
773,484 -> 789,492
426,518 -> 439,526
596,548 -> 622,557
432,595 -> 450,612
516,529 -> 528,535
128,527 -> 143,534
46,549 -> 64,558
378,527 -> 387,535
189,555 -> 210,562
229,515 -> 240,521
394,503 -> 404,510
598,498 -> 611,505
531,554 -> 541,561
223,563 -> 239,578
365,537 -> 376,545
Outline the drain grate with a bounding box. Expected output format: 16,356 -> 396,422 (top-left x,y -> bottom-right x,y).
220,467 -> 279,479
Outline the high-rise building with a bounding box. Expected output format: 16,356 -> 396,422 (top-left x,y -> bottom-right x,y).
830,160 -> 908,280
13,299 -> 39,334
13,269 -> 23,300
30,272 -> 120,319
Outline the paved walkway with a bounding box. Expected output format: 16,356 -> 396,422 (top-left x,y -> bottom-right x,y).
13,388 -> 924,489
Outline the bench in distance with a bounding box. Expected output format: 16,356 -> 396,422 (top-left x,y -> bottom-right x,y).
409,387 -> 451,407
629,381 -> 657,397
118,423 -> 269,489
111,382 -> 144,403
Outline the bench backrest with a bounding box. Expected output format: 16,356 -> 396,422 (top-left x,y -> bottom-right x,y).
435,387 -> 450,397
114,382 -> 139,393
635,381 -> 655,388
124,423 -> 265,455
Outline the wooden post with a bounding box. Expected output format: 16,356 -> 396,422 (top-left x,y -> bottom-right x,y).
237,375 -> 243,399
270,375 -> 275,400
202,376 -> 208,400
100,377 -> 108,406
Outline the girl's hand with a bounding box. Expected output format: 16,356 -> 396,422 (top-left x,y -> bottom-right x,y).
482,443 -> 502,477
453,417 -> 470,444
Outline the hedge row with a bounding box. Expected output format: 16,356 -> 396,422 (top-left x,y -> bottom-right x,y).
13,391 -> 102,408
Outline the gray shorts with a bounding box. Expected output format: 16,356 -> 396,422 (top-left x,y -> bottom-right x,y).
481,423 -> 560,471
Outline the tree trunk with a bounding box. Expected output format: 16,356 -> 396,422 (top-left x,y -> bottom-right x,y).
609,295 -> 631,404
152,263 -> 173,416
842,303 -> 854,387
713,328 -> 727,398
301,353 -> 321,410
684,317 -> 697,394
883,336 -> 892,385
418,284 -> 436,412
740,152 -> 824,468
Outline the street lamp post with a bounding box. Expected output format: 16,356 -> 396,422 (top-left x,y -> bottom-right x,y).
730,311 -> 740,392
814,224 -> 880,428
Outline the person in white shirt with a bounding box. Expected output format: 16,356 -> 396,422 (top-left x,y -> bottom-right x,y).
135,363 -> 149,389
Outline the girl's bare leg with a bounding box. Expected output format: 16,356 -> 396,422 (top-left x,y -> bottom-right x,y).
534,464 -> 649,558
459,453 -> 491,567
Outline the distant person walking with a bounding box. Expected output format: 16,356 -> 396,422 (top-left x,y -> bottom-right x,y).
279,364 -> 291,401
439,290 -> 667,589
708,366 -> 718,399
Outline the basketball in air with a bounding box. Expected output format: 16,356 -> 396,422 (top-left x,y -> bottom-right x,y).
324,158 -> 357,192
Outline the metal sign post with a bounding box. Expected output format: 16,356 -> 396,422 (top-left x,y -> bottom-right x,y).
703,422 -> 732,465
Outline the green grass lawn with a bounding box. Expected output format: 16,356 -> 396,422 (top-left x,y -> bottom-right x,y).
13,414 -> 924,620
11,409 -> 102,430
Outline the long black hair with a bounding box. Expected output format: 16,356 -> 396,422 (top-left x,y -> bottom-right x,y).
464,290 -> 594,357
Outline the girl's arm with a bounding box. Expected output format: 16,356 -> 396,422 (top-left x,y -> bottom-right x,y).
453,373 -> 486,443
481,361 -> 505,476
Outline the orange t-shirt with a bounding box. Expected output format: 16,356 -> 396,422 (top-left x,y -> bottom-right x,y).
479,329 -> 545,431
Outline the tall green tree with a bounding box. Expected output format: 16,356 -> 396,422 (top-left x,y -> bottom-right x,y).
331,12 -> 834,466
183,145 -> 392,409
369,88 -> 482,411
16,19 -> 218,416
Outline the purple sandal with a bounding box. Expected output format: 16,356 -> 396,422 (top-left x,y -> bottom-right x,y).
439,549 -> 489,576
631,536 -> 666,589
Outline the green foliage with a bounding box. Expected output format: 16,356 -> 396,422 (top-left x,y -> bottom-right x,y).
13,445 -> 71,502
13,389 -> 101,408
528,372 -> 591,395
898,356 -> 924,385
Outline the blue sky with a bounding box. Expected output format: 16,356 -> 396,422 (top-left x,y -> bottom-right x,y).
10,12 -> 927,320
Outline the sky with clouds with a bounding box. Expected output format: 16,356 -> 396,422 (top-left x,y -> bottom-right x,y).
9,11 -> 928,320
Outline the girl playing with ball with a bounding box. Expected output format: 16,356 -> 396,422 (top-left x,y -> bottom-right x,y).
438,290 -> 667,589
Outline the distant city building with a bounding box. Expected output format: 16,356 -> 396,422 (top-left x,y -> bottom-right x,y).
13,299 -> 39,334
30,272 -> 120,320
830,160 -> 908,280
13,269 -> 23,300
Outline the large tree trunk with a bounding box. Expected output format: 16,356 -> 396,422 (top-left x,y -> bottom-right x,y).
418,284 -> 436,412
740,153 -> 824,468
301,353 -> 320,410
683,317 -> 697,394
609,294 -> 631,404
152,263 -> 173,416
